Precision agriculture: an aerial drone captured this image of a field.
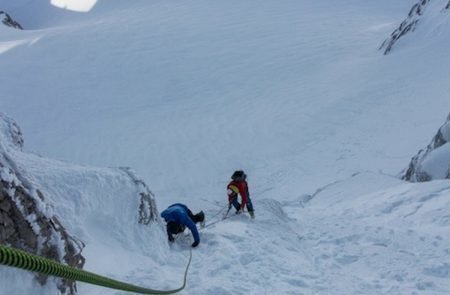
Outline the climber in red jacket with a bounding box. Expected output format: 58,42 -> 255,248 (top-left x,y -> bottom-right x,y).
227,170 -> 254,218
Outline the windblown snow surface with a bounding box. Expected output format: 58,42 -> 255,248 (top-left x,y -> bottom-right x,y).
1,0 -> 450,294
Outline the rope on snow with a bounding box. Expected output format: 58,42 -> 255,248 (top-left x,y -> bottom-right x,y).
0,244 -> 191,294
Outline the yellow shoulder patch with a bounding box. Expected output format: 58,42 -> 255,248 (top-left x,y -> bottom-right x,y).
228,185 -> 239,194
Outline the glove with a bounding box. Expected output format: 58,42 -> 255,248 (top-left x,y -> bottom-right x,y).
191,241 -> 199,248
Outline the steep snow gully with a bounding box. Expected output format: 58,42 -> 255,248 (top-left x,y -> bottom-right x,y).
2,0 -> 450,294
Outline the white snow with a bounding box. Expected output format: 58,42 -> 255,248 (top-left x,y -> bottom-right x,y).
50,0 -> 97,12
1,0 -> 450,294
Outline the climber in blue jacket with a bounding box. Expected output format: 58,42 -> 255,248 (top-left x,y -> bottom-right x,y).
160,203 -> 205,248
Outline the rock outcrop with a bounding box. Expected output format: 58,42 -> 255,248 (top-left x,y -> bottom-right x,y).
0,113 -> 159,294
402,113 -> 450,182
0,114 -> 84,294
0,11 -> 23,29
379,0 -> 450,54
379,0 -> 431,55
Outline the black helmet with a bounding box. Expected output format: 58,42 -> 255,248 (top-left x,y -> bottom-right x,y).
231,170 -> 246,181
192,211 -> 205,223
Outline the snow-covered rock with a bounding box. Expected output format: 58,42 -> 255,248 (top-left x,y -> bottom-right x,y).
402,113 -> 450,182
0,113 -> 160,294
0,11 -> 23,30
0,113 -> 82,294
380,0 -> 450,54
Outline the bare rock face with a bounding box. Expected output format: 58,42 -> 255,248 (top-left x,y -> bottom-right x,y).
402,113 -> 450,182
0,114 -> 84,294
0,11 -> 23,29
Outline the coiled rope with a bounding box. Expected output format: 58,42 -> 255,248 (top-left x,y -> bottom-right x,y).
0,244 -> 191,294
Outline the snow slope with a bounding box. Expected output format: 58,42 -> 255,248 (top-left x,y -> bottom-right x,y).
1,0 -> 450,294
3,0 -> 449,201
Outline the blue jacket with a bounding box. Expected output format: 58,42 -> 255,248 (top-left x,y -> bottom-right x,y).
160,203 -> 200,244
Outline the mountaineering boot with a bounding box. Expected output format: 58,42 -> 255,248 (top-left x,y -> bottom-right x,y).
249,211 -> 255,219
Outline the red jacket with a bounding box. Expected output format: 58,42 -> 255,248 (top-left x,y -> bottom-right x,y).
227,180 -> 249,210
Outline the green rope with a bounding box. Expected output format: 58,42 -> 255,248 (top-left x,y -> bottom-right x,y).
0,244 -> 191,294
